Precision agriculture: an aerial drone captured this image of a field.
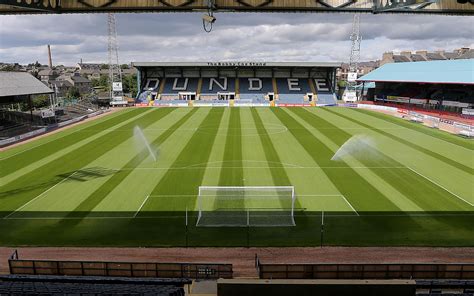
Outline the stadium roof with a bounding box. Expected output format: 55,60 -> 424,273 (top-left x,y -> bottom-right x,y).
0,71 -> 53,97
357,59 -> 474,85
133,62 -> 341,68
1,0 -> 473,15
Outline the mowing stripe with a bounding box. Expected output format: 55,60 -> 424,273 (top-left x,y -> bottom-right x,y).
3,171 -> 78,219
406,167 -> 473,207
0,110 -> 149,187
251,108 -> 302,210
64,108 -> 198,215
0,108 -> 167,215
271,108 -> 400,212
215,108 -> 244,211
218,108 -> 244,186
251,108 -> 291,185
330,108 -> 472,174
0,109 -> 144,177
354,108 -> 473,150
0,109 -> 135,161
103,166 -> 406,170
4,212 -> 474,220
144,108 -> 225,211
325,108 -> 473,174
293,108 -> 471,211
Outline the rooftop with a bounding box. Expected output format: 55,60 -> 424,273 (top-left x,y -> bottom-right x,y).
358,59 -> 474,85
0,71 -> 53,97
132,61 -> 341,68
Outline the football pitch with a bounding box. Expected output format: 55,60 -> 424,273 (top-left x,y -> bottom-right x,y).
1,107 -> 473,247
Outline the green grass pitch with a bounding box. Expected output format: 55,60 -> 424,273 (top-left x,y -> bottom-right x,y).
0,107 -> 473,247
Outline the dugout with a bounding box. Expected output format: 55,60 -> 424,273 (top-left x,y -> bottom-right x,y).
357,59 -> 474,114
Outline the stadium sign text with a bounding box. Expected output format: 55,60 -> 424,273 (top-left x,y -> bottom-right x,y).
207,62 -> 267,67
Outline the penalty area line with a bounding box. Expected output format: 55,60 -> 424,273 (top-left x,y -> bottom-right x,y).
341,195 -> 359,216
407,167 -> 474,207
3,171 -> 78,220
134,194 -> 150,218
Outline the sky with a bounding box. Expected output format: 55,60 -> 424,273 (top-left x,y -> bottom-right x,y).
0,13 -> 472,66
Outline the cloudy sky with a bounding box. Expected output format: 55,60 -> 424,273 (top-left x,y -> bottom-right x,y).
0,13 -> 472,66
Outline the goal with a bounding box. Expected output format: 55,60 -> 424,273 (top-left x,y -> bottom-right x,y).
196,186 -> 296,227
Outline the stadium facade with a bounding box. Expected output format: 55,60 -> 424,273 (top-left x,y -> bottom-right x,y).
358,59 -> 474,115
132,62 -> 340,107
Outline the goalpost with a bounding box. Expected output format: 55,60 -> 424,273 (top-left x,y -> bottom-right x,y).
196,186 -> 296,227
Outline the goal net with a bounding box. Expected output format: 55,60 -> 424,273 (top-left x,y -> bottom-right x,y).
196,186 -> 296,227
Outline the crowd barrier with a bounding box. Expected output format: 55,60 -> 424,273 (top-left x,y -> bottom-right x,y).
352,103 -> 474,137
257,262 -> 474,280
0,110 -> 108,147
8,250 -> 232,280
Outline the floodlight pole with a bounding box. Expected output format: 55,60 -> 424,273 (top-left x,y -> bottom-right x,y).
107,13 -> 124,104
342,14 -> 361,102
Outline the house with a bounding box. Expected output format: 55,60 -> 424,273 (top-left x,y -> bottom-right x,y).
50,79 -> 73,97
38,69 -> 58,85
56,72 -> 92,95
380,47 -> 473,66
66,73 -> 92,94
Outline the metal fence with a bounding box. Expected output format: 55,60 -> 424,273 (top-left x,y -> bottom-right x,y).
8,250 -> 232,280
258,262 -> 474,280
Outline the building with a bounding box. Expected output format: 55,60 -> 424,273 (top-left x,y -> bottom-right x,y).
337,61 -> 379,83
37,69 -> 58,85
380,48 -> 473,66
50,79 -> 73,97
56,72 -> 92,95
357,59 -> 474,114
0,72 -> 54,140
133,62 -> 340,106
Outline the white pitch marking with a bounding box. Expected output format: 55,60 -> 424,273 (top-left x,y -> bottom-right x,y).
6,212 -> 474,220
407,167 -> 474,207
134,194 -> 150,218
3,171 -> 78,219
107,166 -> 406,171
340,195 -> 359,216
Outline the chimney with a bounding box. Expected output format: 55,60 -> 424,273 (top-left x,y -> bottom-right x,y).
47,45 -> 53,69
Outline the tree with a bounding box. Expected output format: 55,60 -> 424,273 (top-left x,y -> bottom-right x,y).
31,94 -> 50,109
0,65 -> 16,71
66,87 -> 80,99
120,64 -> 129,69
122,74 -> 138,97
100,64 -> 109,70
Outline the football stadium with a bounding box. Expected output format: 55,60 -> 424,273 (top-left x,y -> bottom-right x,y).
0,1 -> 474,295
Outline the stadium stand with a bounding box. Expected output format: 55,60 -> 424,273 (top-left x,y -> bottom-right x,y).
358,59 -> 474,115
238,78 -> 274,102
0,275 -> 189,296
0,72 -> 104,147
133,62 -> 339,106
275,78 -> 312,104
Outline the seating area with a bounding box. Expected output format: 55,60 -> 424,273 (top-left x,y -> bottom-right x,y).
135,76 -> 337,106
317,93 -> 338,105
0,120 -> 34,140
0,275 -> 190,296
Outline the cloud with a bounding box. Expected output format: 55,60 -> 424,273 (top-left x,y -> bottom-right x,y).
0,13 -> 472,65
